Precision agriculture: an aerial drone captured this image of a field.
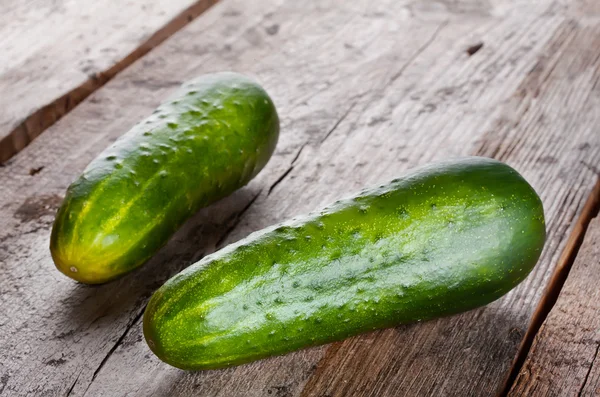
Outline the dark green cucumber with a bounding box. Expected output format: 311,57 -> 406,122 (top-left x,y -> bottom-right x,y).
143,157 -> 546,370
50,72 -> 279,284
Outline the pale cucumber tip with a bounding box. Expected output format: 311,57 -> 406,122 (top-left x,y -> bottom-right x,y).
49,238 -> 121,284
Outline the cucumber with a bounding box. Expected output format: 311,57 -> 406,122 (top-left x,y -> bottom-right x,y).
50,72 -> 279,284
143,157 -> 546,370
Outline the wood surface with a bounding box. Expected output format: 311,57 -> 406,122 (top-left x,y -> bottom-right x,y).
1,0 -> 600,396
0,0 -> 218,163
509,215 -> 600,396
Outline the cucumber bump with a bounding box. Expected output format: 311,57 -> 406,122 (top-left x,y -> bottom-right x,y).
50,72 -> 279,284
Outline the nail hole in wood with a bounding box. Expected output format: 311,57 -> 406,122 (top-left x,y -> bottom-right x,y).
29,166 -> 44,176
466,42 -> 484,56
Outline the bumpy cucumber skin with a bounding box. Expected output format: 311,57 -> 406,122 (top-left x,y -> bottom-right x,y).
50,72 -> 279,284
143,157 -> 545,370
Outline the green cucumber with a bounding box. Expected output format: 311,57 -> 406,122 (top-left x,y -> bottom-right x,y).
50,72 -> 279,284
143,157 -> 546,370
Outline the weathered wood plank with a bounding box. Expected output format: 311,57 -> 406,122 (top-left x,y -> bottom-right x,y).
0,0 -> 218,163
508,208 -> 600,396
1,0 -> 600,396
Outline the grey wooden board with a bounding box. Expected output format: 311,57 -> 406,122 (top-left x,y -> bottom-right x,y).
509,216 -> 600,396
0,0 -> 218,163
1,0 -> 600,396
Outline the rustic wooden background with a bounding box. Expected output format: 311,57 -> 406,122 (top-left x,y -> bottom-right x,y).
0,0 -> 599,396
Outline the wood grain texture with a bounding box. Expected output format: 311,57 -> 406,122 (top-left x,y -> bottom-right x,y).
0,0 -> 218,164
509,214 -> 600,397
1,0 -> 600,396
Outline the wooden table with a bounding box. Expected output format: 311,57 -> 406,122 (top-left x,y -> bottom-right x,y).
1,0 -> 599,395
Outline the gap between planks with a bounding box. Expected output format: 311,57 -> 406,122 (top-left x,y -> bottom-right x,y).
0,0 -> 219,165
500,178 -> 600,396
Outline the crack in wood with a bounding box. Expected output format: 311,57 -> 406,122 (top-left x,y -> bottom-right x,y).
578,342 -> 600,397
65,370 -> 82,397
267,141 -> 311,197
320,102 -> 357,144
389,20 -> 448,84
268,166 -> 294,196
291,143 -> 307,166
82,307 -> 147,396
501,179 -> 600,396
